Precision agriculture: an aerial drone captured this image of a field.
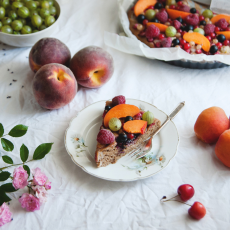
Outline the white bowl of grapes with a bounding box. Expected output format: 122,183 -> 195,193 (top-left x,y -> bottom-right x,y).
0,0 -> 61,47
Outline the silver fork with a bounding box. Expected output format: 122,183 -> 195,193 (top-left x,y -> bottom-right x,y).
131,101 -> 185,160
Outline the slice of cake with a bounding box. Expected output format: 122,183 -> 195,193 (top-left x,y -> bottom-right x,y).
95,96 -> 161,167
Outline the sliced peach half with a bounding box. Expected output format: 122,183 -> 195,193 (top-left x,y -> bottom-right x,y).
104,104 -> 140,128
134,0 -> 157,17
123,120 -> 147,134
166,9 -> 190,20
147,22 -> 168,32
183,32 -> 210,52
216,31 -> 230,40
211,14 -> 230,25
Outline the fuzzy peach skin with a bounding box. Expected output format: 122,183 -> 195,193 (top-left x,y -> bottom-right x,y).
194,107 -> 229,144
215,130 -> 230,167
69,46 -> 114,89
29,38 -> 71,73
32,63 -> 77,110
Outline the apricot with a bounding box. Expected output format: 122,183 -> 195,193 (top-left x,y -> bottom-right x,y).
216,31 -> 230,40
104,104 -> 140,128
147,22 -> 168,32
211,14 -> 230,25
166,9 -> 190,20
194,107 -> 229,144
215,130 -> 230,168
134,0 -> 157,17
123,120 -> 147,134
29,38 -> 71,73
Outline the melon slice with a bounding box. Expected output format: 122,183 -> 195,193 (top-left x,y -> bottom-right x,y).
147,22 -> 168,32
134,0 -> 157,17
216,31 -> 230,40
211,14 -> 230,25
166,9 -> 190,20
123,120 -> 147,134
183,32 -> 210,52
104,104 -> 140,128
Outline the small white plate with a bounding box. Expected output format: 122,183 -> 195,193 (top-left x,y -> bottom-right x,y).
64,99 -> 179,182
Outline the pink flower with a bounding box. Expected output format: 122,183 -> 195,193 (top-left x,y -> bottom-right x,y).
32,186 -> 47,204
0,203 -> 12,227
19,193 -> 40,212
44,181 -> 51,190
32,168 -> 48,186
12,166 -> 28,189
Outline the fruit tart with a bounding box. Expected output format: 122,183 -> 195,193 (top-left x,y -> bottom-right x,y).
95,95 -> 161,167
128,0 -> 230,55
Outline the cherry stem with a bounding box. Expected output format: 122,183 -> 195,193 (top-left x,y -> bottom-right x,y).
160,195 -> 192,207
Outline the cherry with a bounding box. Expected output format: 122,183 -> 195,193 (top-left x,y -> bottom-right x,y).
177,184 -> 195,201
188,202 -> 206,220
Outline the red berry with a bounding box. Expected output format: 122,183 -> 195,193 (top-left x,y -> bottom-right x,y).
155,42 -> 161,47
199,15 -> 205,21
206,35 -> 211,41
188,202 -> 206,220
143,19 -> 149,26
158,34 -> 165,40
225,27 -> 230,31
194,25 -> 199,29
177,1 -> 183,6
147,5 -> 154,10
139,31 -> 146,37
209,32 -> 216,39
223,40 -> 230,46
181,31 -> 187,36
112,95 -> 126,106
170,5 -> 176,9
196,49 -> 202,54
127,134 -> 135,140
175,6 -> 179,10
184,43 -> 190,50
146,24 -> 160,38
177,184 -> 195,201
216,42 -> 222,49
185,49 -> 191,53
168,18 -> 172,23
180,39 -> 187,45
177,29 -> 182,33
215,27 -> 220,32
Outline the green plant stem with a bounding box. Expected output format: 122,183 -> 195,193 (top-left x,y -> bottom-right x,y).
0,159 -> 34,170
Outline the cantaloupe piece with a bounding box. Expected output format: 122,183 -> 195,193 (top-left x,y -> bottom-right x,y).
216,31 -> 230,40
166,9 -> 191,20
183,32 -> 210,52
211,14 -> 230,25
134,0 -> 157,17
123,120 -> 147,134
147,22 -> 168,32
104,104 -> 140,128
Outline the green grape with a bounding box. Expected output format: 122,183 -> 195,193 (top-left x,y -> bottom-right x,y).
0,6 -> 5,19
11,19 -> 23,30
1,25 -> 12,33
17,6 -> 29,18
39,24 -> 46,30
39,8 -> 49,18
2,17 -> 12,25
47,0 -> 53,6
21,24 -> 31,33
109,118 -> 122,131
29,9 -> 38,17
49,6 -> 56,16
44,14 -> 54,26
41,1 -> 49,9
8,10 -> 17,20
0,21 -> 2,28
32,29 -> 38,32
13,30 -> 21,34
26,1 -> 37,10
12,2 -> 23,10
142,111 -> 154,125
31,14 -> 41,27
0,0 -> 10,8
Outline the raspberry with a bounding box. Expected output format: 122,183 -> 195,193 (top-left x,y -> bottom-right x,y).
145,24 -> 160,39
112,95 -> 126,106
97,129 -> 115,145
161,37 -> 172,47
177,5 -> 190,13
204,24 -> 215,35
215,19 -> 229,30
156,10 -> 168,23
173,20 -> 181,29
185,14 -> 199,26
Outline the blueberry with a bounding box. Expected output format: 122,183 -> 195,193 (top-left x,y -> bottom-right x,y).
117,133 -> 128,142
190,8 -> 196,14
217,34 -> 226,43
210,45 -> 218,54
184,25 -> 194,32
200,20 -> 206,26
151,18 -> 159,23
180,25 -> 185,31
137,14 -> 146,23
172,38 -> 180,47
176,17 -> 183,23
154,3 -> 163,9
125,116 -> 133,122
105,105 -> 112,112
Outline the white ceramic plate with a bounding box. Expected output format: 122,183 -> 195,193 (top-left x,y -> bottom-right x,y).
64,99 -> 179,181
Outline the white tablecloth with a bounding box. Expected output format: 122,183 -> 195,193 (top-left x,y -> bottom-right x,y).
1,0 -> 230,229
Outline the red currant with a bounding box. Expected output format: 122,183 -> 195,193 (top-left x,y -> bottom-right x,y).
209,32 -> 216,39
181,31 -> 187,36
143,19 -> 149,26
183,43 -> 191,50
177,1 -> 183,6
177,29 -> 182,33
147,5 -> 154,10
180,39 -> 187,45
177,184 -> 195,201
215,27 -> 220,32
216,42 -> 223,49
206,35 -> 211,41
199,15 -> 205,21
223,40 -> 230,46
170,5 -> 176,9
194,25 -> 199,29
185,49 -> 191,53
127,134 -> 135,140
188,202 -> 206,220
158,34 -> 165,40
196,49 -> 202,54
225,27 -> 230,31
175,6 -> 179,10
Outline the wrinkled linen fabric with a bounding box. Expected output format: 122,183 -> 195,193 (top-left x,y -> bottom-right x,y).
0,0 -> 230,229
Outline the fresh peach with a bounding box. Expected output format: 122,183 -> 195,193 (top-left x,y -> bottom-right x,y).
194,107 -> 229,144
32,63 -> 77,110
69,46 -> 114,89
29,38 -> 71,73
215,130 -> 230,167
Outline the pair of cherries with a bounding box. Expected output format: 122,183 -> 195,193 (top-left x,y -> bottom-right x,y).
161,184 -> 206,220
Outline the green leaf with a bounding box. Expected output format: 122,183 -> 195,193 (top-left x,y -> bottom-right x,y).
0,189 -> 11,205
0,171 -> 11,182
20,144 -> 29,162
0,183 -> 17,193
23,165 -> 30,177
8,124 -> 28,137
1,138 -> 14,152
33,143 -> 53,160
2,156 -> 13,164
0,123 -> 4,137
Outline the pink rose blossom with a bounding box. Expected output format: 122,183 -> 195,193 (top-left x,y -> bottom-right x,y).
0,203 -> 12,227
19,193 -> 40,212
32,186 -> 47,204
12,166 -> 28,189
32,168 -> 48,186
44,181 -> 51,190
